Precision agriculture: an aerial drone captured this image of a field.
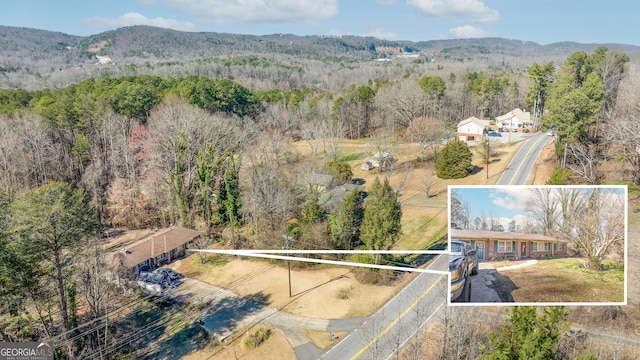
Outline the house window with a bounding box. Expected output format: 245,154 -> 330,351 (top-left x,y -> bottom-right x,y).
532,242 -> 550,251
497,241 -> 513,253
554,243 -> 564,251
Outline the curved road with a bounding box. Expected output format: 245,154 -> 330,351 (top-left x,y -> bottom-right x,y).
496,132 -> 552,185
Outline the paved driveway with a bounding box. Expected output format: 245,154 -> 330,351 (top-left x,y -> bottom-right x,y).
469,260 -> 538,303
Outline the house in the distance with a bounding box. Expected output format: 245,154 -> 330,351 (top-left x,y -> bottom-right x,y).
456,117 -> 490,142
307,173 -> 335,192
450,228 -> 569,261
496,108 -> 532,131
109,227 -> 204,273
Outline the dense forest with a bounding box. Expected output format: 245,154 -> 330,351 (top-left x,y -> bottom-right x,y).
0,25 -> 638,358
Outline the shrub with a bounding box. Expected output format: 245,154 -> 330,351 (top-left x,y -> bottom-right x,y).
435,140 -> 473,179
327,161 -> 353,182
243,326 -> 271,349
546,168 -> 572,185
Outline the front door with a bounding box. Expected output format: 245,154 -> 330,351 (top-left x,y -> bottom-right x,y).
521,242 -> 527,258
476,242 -> 485,260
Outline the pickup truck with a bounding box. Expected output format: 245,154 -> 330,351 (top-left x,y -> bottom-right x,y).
450,240 -> 478,302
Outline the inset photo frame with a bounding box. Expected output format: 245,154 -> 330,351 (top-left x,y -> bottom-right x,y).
447,185 -> 627,306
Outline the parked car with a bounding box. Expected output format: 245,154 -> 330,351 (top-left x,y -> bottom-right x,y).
138,271 -> 174,290
450,240 -> 478,302
154,267 -> 183,281
487,131 -> 501,137
139,271 -> 168,283
137,280 -> 162,295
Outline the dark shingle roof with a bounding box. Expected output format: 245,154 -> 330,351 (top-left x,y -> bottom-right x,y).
451,228 -> 569,243
109,227 -> 203,268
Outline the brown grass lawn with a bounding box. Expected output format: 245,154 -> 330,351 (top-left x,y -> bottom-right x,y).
172,255 -> 411,319
182,325 -> 297,360
500,258 -> 624,303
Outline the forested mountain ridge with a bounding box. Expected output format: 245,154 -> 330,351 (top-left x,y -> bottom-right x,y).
1,25 -> 638,90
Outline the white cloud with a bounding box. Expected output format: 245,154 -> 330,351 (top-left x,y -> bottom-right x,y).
80,12 -> 196,32
159,0 -> 338,25
490,188 -> 534,211
446,25 -> 497,39
407,0 -> 499,23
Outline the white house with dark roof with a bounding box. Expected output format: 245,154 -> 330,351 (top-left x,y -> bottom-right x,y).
456,116 -> 491,142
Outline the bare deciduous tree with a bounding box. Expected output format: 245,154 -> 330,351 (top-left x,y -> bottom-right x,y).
603,68 -> 640,184
525,187 -> 559,235
405,116 -> 446,161
566,142 -> 601,184
559,188 -> 625,269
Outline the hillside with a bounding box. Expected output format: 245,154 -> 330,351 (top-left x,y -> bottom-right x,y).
1,25 -> 639,90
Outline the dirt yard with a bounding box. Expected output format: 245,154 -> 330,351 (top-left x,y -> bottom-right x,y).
172,256 -> 412,319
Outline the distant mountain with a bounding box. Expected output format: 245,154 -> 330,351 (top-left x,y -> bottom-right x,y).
0,25 -> 638,90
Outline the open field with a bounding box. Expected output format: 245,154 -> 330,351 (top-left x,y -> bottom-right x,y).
172,255 -> 413,319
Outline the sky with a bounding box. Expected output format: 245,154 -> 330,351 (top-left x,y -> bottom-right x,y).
451,186 -> 626,231
1,0 -> 638,45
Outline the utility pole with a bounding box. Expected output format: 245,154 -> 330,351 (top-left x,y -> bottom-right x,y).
508,116 -> 512,146
486,138 -> 490,179
283,234 -> 292,297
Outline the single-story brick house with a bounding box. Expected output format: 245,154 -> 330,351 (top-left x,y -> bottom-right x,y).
450,228 -> 569,261
109,227 -> 204,273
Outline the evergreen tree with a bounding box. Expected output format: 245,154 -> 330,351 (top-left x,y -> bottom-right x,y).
196,137 -> 225,229
299,186 -> 325,225
526,61 -> 555,129
329,188 -> 364,249
436,140 -> 474,179
360,178 -> 402,263
481,306 -> 569,360
10,182 -> 99,342
217,155 -> 242,227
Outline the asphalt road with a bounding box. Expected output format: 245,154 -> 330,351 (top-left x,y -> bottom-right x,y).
496,132 -> 553,185
321,254 -> 448,360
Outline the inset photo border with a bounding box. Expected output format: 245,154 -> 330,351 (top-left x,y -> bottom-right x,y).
447,185 -> 627,306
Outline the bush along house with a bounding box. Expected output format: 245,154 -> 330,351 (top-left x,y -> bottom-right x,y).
108,227 -> 204,274
450,228 -> 569,261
